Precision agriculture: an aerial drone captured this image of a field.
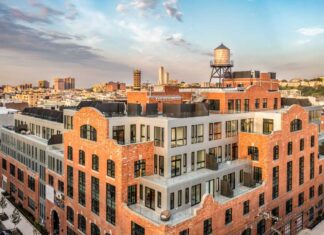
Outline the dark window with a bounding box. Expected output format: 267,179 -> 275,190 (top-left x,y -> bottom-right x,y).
255,99 -> 260,109
272,166 -> 279,199
191,184 -> 201,206
209,99 -> 220,111
248,146 -> 259,161
300,138 -> 304,151
309,207 -> 314,221
154,154 -> 157,174
80,124 -> 97,141
128,185 -> 137,205
259,193 -> 265,207
154,126 -> 164,147
271,207 -> 279,225
48,175 -> 54,186
67,206 -> 74,224
287,161 -> 293,192
318,184 -> 323,196
17,168 -> 24,182
228,99 -> 234,112
235,99 -> 241,112
130,124 -> 136,143
203,218 -> 212,235
170,192 -> 174,209
58,180 -> 64,192
286,198 -> 293,214
244,99 -> 249,112
178,190 -> 182,207
290,119 -> 302,132
309,186 -> 315,199
243,200 -> 249,215
67,166 -> 73,198
253,167 -> 263,183
274,98 -> 278,109
106,183 -> 116,225
171,155 -> 182,177
78,171 -> 86,206
257,219 -> 266,235
67,146 -> 73,160
273,145 -> 279,160
185,188 -> 189,204
2,159 -> 7,170
159,155 -> 164,176
262,98 -> 267,108
311,135 -> 315,147
145,187 -> 155,210
225,208 -> 232,224
131,222 -> 145,235
91,176 -> 100,215
157,191 -> 161,208
140,184 -> 143,200
134,160 -> 146,177
113,125 -> 125,144
91,223 -> 100,235
10,163 -> 15,176
298,192 -> 304,206
18,189 -> 23,200
287,142 -> 293,155
263,119 -> 273,134
78,214 -> 86,233
242,228 -> 251,235
28,176 -> 35,191
92,154 -> 99,171
79,150 -> 85,166
179,229 -> 189,235
299,157 -> 304,185
107,160 -> 115,178
171,126 -> 187,148
310,153 -> 315,179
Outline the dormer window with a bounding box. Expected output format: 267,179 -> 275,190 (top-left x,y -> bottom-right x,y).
290,119 -> 302,132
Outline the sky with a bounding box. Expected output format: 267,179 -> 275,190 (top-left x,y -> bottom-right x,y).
1,0 -> 324,88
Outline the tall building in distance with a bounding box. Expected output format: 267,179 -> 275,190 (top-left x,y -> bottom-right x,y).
133,69 -> 141,91
158,66 -> 169,85
54,77 -> 75,91
38,80 -> 50,89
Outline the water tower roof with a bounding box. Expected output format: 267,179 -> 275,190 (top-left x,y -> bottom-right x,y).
215,43 -> 229,50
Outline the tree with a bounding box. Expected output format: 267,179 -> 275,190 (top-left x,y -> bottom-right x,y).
10,208 -> 21,230
0,196 -> 7,214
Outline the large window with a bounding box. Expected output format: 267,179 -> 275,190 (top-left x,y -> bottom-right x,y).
80,124 -> 97,141
272,166 -> 279,199
191,124 -> 204,144
78,171 -> 86,206
287,161 -> 293,192
225,208 -> 232,224
10,164 -> 15,176
145,187 -> 155,210
79,150 -> 85,166
154,126 -> 164,147
91,223 -> 100,235
310,153 -> 315,179
242,228 -> 251,235
191,184 -> 201,206
171,126 -> 187,148
290,119 -> 302,132
107,160 -> 115,178
241,118 -> 254,132
67,206 -> 74,224
92,154 -> 99,171
91,177 -> 100,215
113,125 -> 125,144
106,183 -> 116,225
203,218 -> 212,235
299,157 -> 304,185
226,120 -> 238,137
67,166 -> 73,198
130,124 -> 136,143
67,146 -> 73,160
171,155 -> 182,177
263,119 -> 273,134
273,145 -> 279,160
78,214 -> 86,233
131,222 -> 145,235
134,160 -> 146,178
248,146 -> 259,161
209,99 -> 220,111
243,200 -> 249,215
196,150 -> 206,169
257,219 -> 266,235
244,99 -> 249,112
209,122 -> 221,140
128,185 -> 137,205
286,198 -> 293,215
28,176 -> 35,191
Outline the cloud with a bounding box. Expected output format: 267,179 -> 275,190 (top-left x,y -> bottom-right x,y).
166,33 -> 189,45
29,1 -> 64,18
131,0 -> 159,10
65,3 -> 79,20
163,0 -> 182,22
116,4 -> 128,13
296,39 -> 311,45
297,27 -> 324,36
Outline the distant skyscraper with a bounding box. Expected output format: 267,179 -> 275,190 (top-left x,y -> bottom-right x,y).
38,80 -> 50,89
158,66 -> 169,85
54,77 -> 75,91
133,69 -> 141,91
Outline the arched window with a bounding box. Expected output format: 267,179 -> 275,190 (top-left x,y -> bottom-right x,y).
92,154 -> 99,171
66,206 -> 74,224
242,228 -> 251,235
290,119 -> 302,132
91,223 -> 100,235
273,145 -> 279,160
78,214 -> 86,233
107,160 -> 115,178
257,219 -> 266,235
319,184 -> 323,196
80,125 -> 97,141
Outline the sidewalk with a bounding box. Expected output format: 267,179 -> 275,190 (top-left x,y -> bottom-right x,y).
0,193 -> 40,235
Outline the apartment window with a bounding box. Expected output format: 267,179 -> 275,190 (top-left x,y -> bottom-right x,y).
91,223 -> 100,235
206,179 -> 215,196
48,175 -> 54,186
67,166 -> 73,198
10,163 -> 15,176
309,207 -> 314,221
107,160 -> 115,178
225,208 -> 232,224
311,135 -> 315,147
300,138 -> 304,151
235,99 -> 241,112
17,168 -> 24,182
226,120 -> 238,137
287,161 -> 293,192
28,176 -> 35,191
130,124 -> 136,143
178,190 -> 182,207
140,124 -> 145,142
191,124 -> 204,144
78,214 -> 86,233
259,193 -> 265,207
257,219 -> 266,235
191,184 -> 201,206
242,228 -> 252,235
298,192 -> 304,206
274,98 -> 278,109
183,153 -> 187,173
248,146 -> 259,161
2,159 -> 7,170
271,207 -> 279,225
209,122 -> 221,140
255,99 -> 260,109
273,145 -> 279,160
243,200 -> 249,215
309,186 -> 315,199
64,115 -> 73,129
204,218 -> 212,235
113,125 -> 125,144
145,187 -> 155,210
80,124 -> 97,141
196,150 -> 206,169
18,189 -> 23,200
179,229 -> 189,235
209,146 -> 222,163
290,119 -> 302,132
67,146 -> 73,160
244,99 -> 249,112
79,150 -> 85,166
106,183 -> 116,225
128,185 -> 137,205
146,125 -> 150,141
170,192 -> 174,209
209,99 -> 220,111
286,198 -> 293,215
171,126 -> 187,147
91,177 -> 100,215
310,153 -> 314,179
154,127 -> 164,147
185,188 -> 189,204
131,222 -> 145,235
272,166 -> 279,199
58,180 -> 64,192
154,155 -> 158,174
253,167 -> 262,183
299,157 -> 304,185
92,154 -> 99,171
78,171 -> 86,206
28,197 -> 35,211
228,99 -> 234,112
318,184 -> 323,196
287,142 -> 293,155
171,155 -> 182,177
263,119 -> 273,134
159,155 -> 164,176
67,206 -> 74,224
134,160 -> 146,177
262,98 -> 267,108
191,152 -> 195,171
241,118 -> 254,132
157,191 -> 161,208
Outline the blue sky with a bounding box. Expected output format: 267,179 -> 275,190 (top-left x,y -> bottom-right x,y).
1,0 -> 324,87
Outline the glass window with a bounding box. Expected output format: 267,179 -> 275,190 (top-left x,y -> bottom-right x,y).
107,160 -> 115,178
225,208 -> 232,224
171,155 -> 182,177
191,184 -> 201,206
171,126 -> 187,148
203,218 -> 212,235
154,126 -> 164,147
273,145 -> 279,160
78,214 -> 86,233
290,119 -> 302,132
209,122 -> 221,140
134,160 -> 146,177
128,185 -> 137,205
80,125 -> 97,141
191,124 -> 204,144
78,171 -> 86,206
263,119 -> 273,134
226,120 -> 238,137
106,183 -> 116,225
92,154 -> 99,171
91,176 -> 100,215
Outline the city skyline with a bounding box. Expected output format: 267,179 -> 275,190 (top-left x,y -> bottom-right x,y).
1,0 -> 324,87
